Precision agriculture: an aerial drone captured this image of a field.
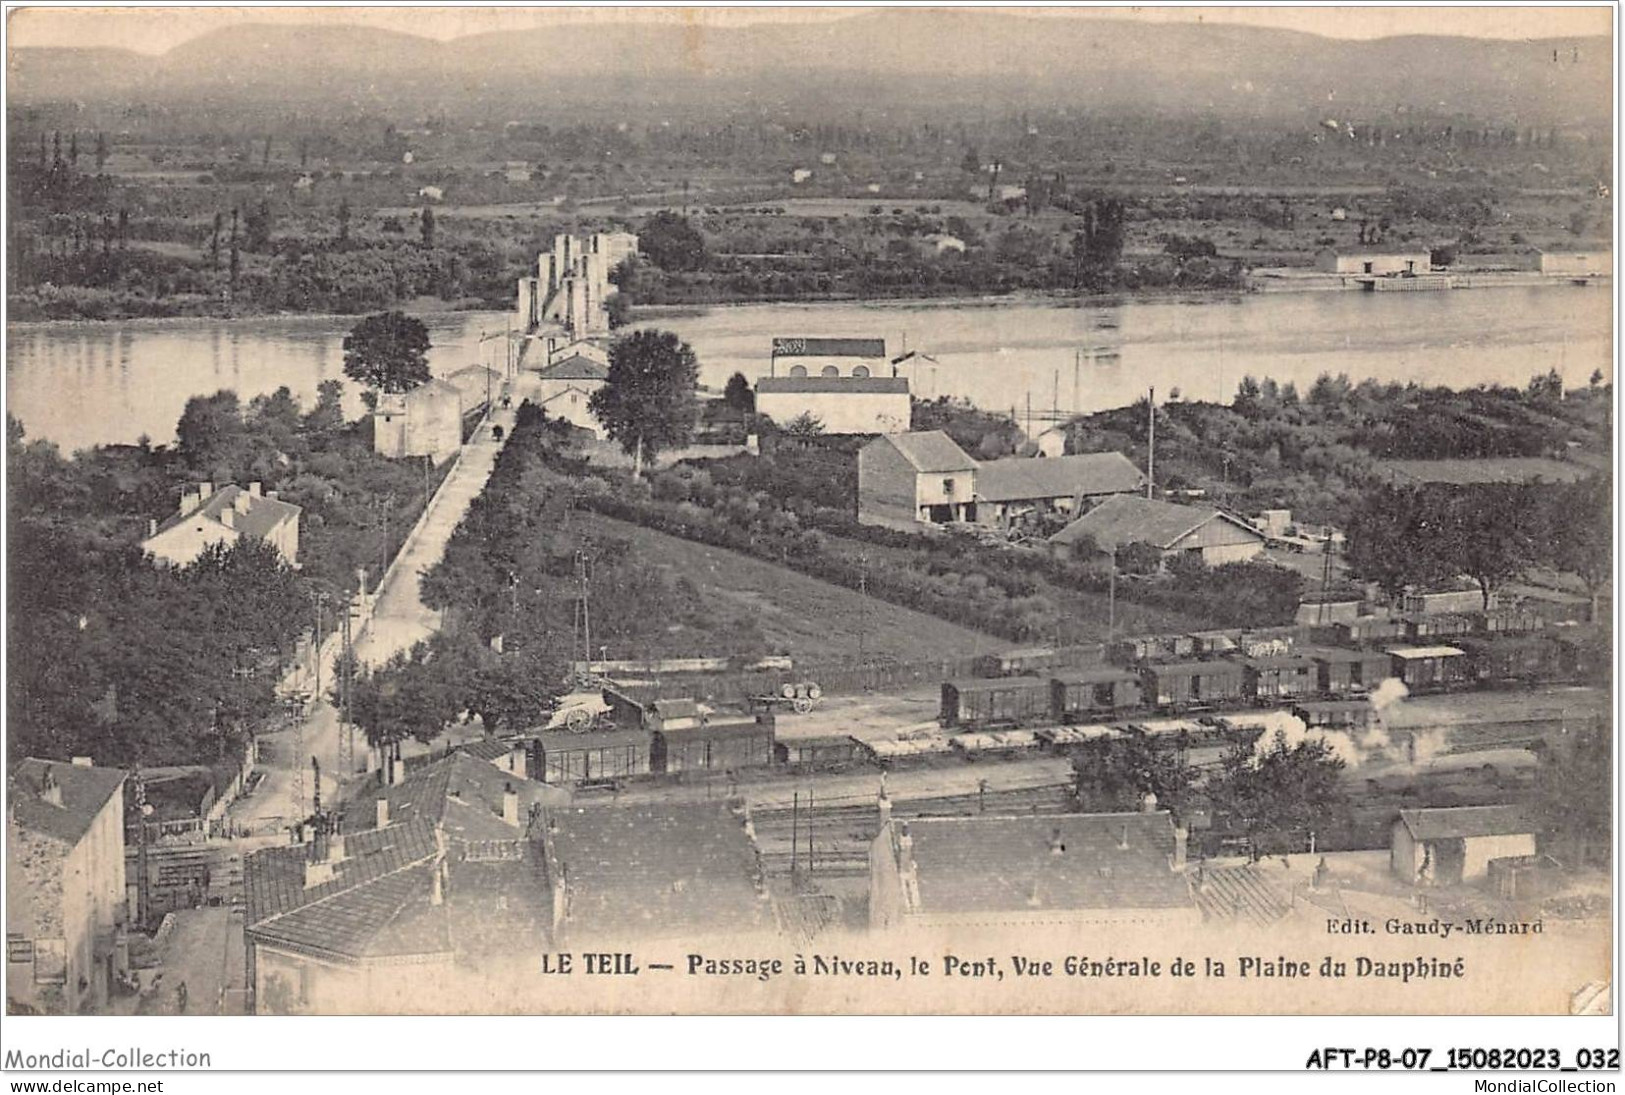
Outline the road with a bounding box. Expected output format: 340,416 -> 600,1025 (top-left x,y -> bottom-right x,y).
234,385 -> 529,830
140,908 -> 237,1015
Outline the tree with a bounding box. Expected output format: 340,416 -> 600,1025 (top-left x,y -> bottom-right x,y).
420,206 -> 436,248
175,390 -> 246,473
723,372 -> 755,414
604,291 -> 630,330
304,378 -> 347,438
1116,540 -> 1164,576
1438,483 -> 1537,610
342,312 -> 433,399
783,411 -> 826,437
1543,476 -> 1610,622
1344,486 -> 1456,599
94,132 -> 108,172
1208,730 -> 1347,859
589,329 -> 699,476
1530,716 -> 1611,866
1071,729 -> 1194,815
337,199 -> 351,246
244,199 -> 274,251
1526,368 -> 1564,404
639,211 -> 706,272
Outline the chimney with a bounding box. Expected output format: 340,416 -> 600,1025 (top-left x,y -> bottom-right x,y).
266,490 -> 280,501
329,829 -> 347,863
1141,790 -> 1159,813
220,507 -> 235,530
234,489 -> 252,514
147,518 -> 158,538
502,783 -> 520,828
198,481 -> 214,501
71,756 -> 94,768
1172,823 -> 1188,872
38,766 -> 62,807
376,795 -> 390,830
248,481 -> 262,497
179,489 -> 200,515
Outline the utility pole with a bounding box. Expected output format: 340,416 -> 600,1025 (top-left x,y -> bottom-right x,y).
807,787 -> 815,876
857,553 -> 869,669
790,792 -> 800,878
1145,386 -> 1155,500
133,764 -> 150,930
1108,548 -> 1117,638
1073,348 -> 1082,413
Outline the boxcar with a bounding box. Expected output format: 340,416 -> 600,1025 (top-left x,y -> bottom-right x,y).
536,729 -> 652,785
1307,647 -> 1393,694
1403,613 -> 1475,642
1292,699 -> 1379,731
651,714 -> 776,775
1139,661 -> 1246,708
1458,635 -> 1560,685
940,677 -> 1052,728
1387,645 -> 1470,690
774,735 -> 864,769
1334,617 -> 1407,646
1476,608 -> 1546,635
974,647 -> 1058,678
1051,667 -> 1143,721
1242,655 -> 1317,700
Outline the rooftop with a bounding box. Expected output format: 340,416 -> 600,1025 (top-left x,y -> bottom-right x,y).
1050,494 -> 1260,550
536,354 -> 609,381
148,484 -> 301,544
546,801 -> 775,940
868,430 -> 978,473
9,758 -> 126,846
771,337 -> 886,358
974,451 -> 1146,503
1387,645 -> 1467,660
1398,805 -> 1536,841
892,812 -> 1195,915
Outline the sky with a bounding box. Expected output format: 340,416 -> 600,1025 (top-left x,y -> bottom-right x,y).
7,4 -> 1614,54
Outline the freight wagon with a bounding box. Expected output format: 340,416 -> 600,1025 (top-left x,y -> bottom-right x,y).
1139,660 -> 1247,708
1387,645 -> 1471,690
939,677 -> 1053,729
1050,667 -> 1143,721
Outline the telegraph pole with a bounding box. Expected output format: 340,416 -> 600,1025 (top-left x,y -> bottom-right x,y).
133,764 -> 150,930
1145,386 -> 1155,499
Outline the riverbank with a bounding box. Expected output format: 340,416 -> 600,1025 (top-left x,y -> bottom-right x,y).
5,296 -> 503,331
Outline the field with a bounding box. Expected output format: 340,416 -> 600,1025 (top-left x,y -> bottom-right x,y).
573,511 -> 1005,663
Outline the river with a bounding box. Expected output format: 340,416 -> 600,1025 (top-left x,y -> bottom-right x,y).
6,286 -> 1610,452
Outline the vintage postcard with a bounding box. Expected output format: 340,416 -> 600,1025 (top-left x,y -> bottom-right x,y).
2,3 -> 1614,1035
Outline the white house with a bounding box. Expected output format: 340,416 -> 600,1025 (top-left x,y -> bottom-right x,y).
1533,249 -> 1611,277
755,337 -> 909,435
141,482 -> 301,569
856,431 -> 981,529
1314,247 -> 1431,276
373,378 -> 464,460
6,758 -> 128,1015
1391,806 -> 1538,886
535,353 -> 610,438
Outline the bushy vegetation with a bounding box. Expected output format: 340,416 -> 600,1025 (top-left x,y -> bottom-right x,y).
6,385 -> 449,766
1062,371 -> 1612,523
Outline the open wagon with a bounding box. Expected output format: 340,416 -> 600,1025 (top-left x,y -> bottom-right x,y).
753,680 -> 823,715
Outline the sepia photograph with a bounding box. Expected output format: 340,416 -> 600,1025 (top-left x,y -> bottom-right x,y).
0,0 -> 1616,1065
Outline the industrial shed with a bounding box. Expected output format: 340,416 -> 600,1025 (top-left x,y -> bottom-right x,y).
1391,806 -> 1538,886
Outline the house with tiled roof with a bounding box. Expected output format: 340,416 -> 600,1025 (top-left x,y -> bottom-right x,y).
1049,494 -> 1265,567
858,432 -> 1146,532
445,364 -> 504,411
534,352 -> 611,438
546,801 -> 778,945
6,758 -> 128,1014
869,809 -> 1200,930
243,752 -> 567,1015
141,481 -> 301,568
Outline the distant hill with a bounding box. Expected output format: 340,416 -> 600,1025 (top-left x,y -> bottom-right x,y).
8,12 -> 1610,126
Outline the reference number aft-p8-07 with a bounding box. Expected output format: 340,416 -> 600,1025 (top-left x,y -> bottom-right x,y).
1306,1047 -> 1621,1071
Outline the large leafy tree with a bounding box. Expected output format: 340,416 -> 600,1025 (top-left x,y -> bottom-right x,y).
639,211 -> 707,272
342,311 -> 432,404
589,329 -> 698,476
1436,483 -> 1539,611
1544,475 -> 1611,622
1070,729 -> 1194,816
175,390 -> 246,475
1208,731 -> 1347,859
